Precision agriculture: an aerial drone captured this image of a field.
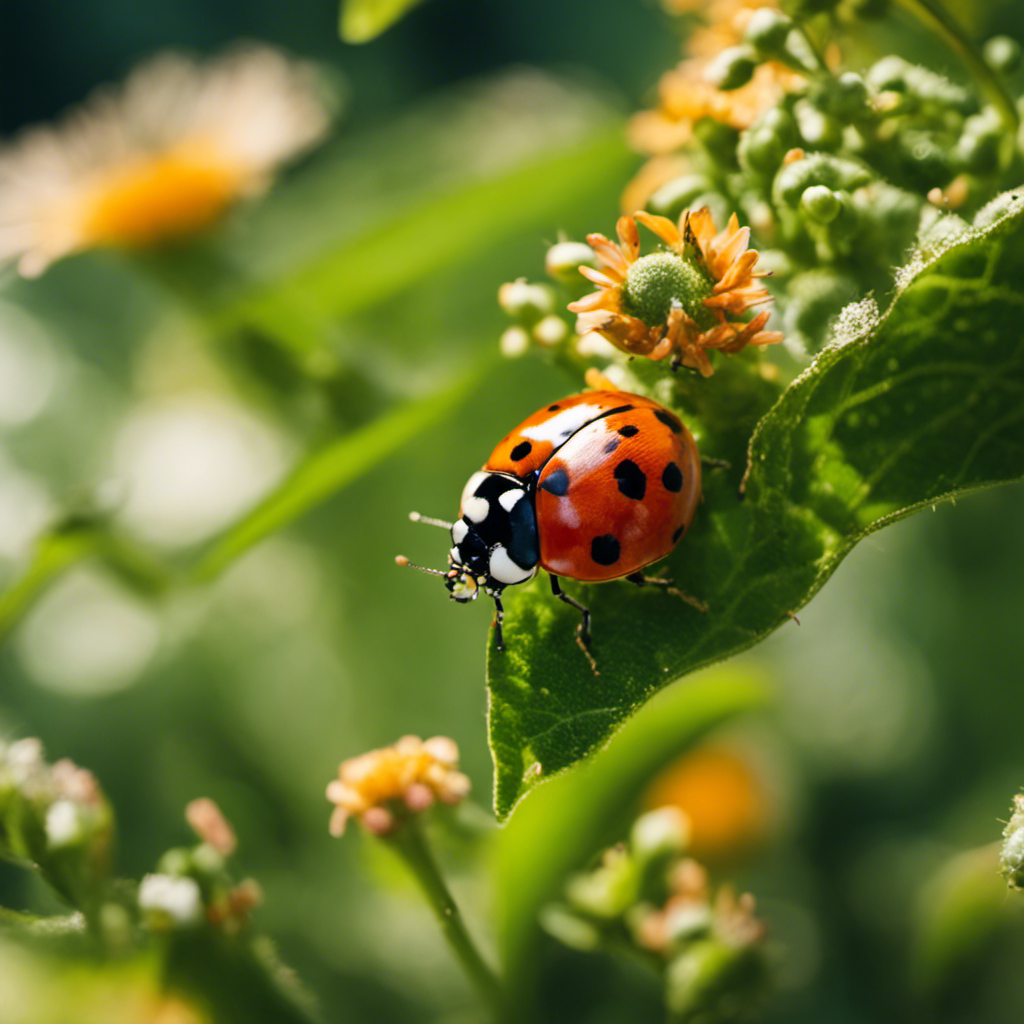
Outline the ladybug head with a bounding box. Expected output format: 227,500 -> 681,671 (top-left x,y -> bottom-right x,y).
445,565 -> 481,603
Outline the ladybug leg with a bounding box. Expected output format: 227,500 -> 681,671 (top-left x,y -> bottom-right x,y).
550,575 -> 591,644
627,572 -> 707,613
492,594 -> 505,651
701,456 -> 731,471
550,575 -> 598,674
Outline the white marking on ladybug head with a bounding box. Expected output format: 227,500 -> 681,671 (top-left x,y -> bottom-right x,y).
498,488 -> 525,512
448,546 -> 460,564
489,544 -> 536,585
519,403 -> 603,445
451,519 -> 469,544
460,471 -> 489,509
463,496 -> 489,523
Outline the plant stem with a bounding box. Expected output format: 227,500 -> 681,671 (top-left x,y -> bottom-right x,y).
385,821 -> 505,1021
892,0 -> 1020,164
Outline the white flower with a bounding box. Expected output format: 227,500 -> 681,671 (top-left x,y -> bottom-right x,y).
138,873 -> 204,927
0,44 -> 331,276
45,800 -> 84,848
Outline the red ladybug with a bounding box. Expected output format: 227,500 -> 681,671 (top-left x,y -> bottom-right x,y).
400,389 -> 701,654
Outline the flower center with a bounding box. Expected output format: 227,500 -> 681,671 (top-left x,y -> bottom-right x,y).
81,145 -> 244,247
620,252 -> 715,329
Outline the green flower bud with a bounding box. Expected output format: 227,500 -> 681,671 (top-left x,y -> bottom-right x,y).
693,119 -> 741,169
647,174 -> 714,219
192,842 -> 226,876
157,846 -> 194,877
793,98 -> 842,150
831,72 -> 869,118
497,279 -> 555,323
866,57 -> 972,112
866,55 -> 908,93
544,241 -> 596,285
773,151 -> 873,207
704,45 -> 758,91
800,184 -> 841,223
827,191 -> 860,239
1001,793 -> 1024,888
631,807 -> 690,865
955,109 -> 1004,174
565,847 -> 638,920
499,325 -> 530,358
983,35 -> 1021,74
743,8 -> 793,57
532,315 -> 569,348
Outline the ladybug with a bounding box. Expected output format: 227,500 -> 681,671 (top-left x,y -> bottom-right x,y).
399,389 -> 702,657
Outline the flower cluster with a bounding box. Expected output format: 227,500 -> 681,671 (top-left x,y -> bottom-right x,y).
569,207 -> 781,376
612,1 -> 1024,356
0,44 -> 330,276
326,735 -> 471,837
542,807 -> 768,1019
139,797 -> 261,935
0,737 -> 114,910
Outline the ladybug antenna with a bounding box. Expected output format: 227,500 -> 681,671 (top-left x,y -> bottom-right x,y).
395,555 -> 448,577
408,511 -> 454,530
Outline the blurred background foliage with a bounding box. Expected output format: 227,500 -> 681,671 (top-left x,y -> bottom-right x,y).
2,0 -> 1024,1022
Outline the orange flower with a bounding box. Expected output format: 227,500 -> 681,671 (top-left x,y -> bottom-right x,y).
0,45 -> 330,277
644,745 -> 772,863
568,207 -> 781,376
326,735 -> 470,837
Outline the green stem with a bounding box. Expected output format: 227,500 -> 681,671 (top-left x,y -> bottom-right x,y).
892,0 -> 1020,163
385,821 -> 506,1021
0,525 -> 175,646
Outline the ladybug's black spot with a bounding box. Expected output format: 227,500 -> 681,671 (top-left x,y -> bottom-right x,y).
510,441 -> 533,462
614,459 -> 647,501
654,409 -> 683,434
672,524 -> 686,543
539,468 -> 570,496
603,438 -> 620,454
662,462 -> 683,492
591,534 -> 621,566
548,404 -> 561,412
618,424 -> 639,437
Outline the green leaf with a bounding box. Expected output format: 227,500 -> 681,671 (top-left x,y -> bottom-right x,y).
0,372 -> 482,642
217,129 -> 632,361
488,188 -> 1024,819
495,667 -> 770,985
339,0 -> 430,43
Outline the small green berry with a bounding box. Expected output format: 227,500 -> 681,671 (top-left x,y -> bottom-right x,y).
545,241 -> 596,284
497,279 -> 555,323
983,35 -> 1021,74
647,174 -> 713,219
705,45 -> 758,91
800,185 -> 841,223
744,8 -> 793,57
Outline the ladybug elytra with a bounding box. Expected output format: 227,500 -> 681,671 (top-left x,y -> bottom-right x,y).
399,389 -> 702,659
